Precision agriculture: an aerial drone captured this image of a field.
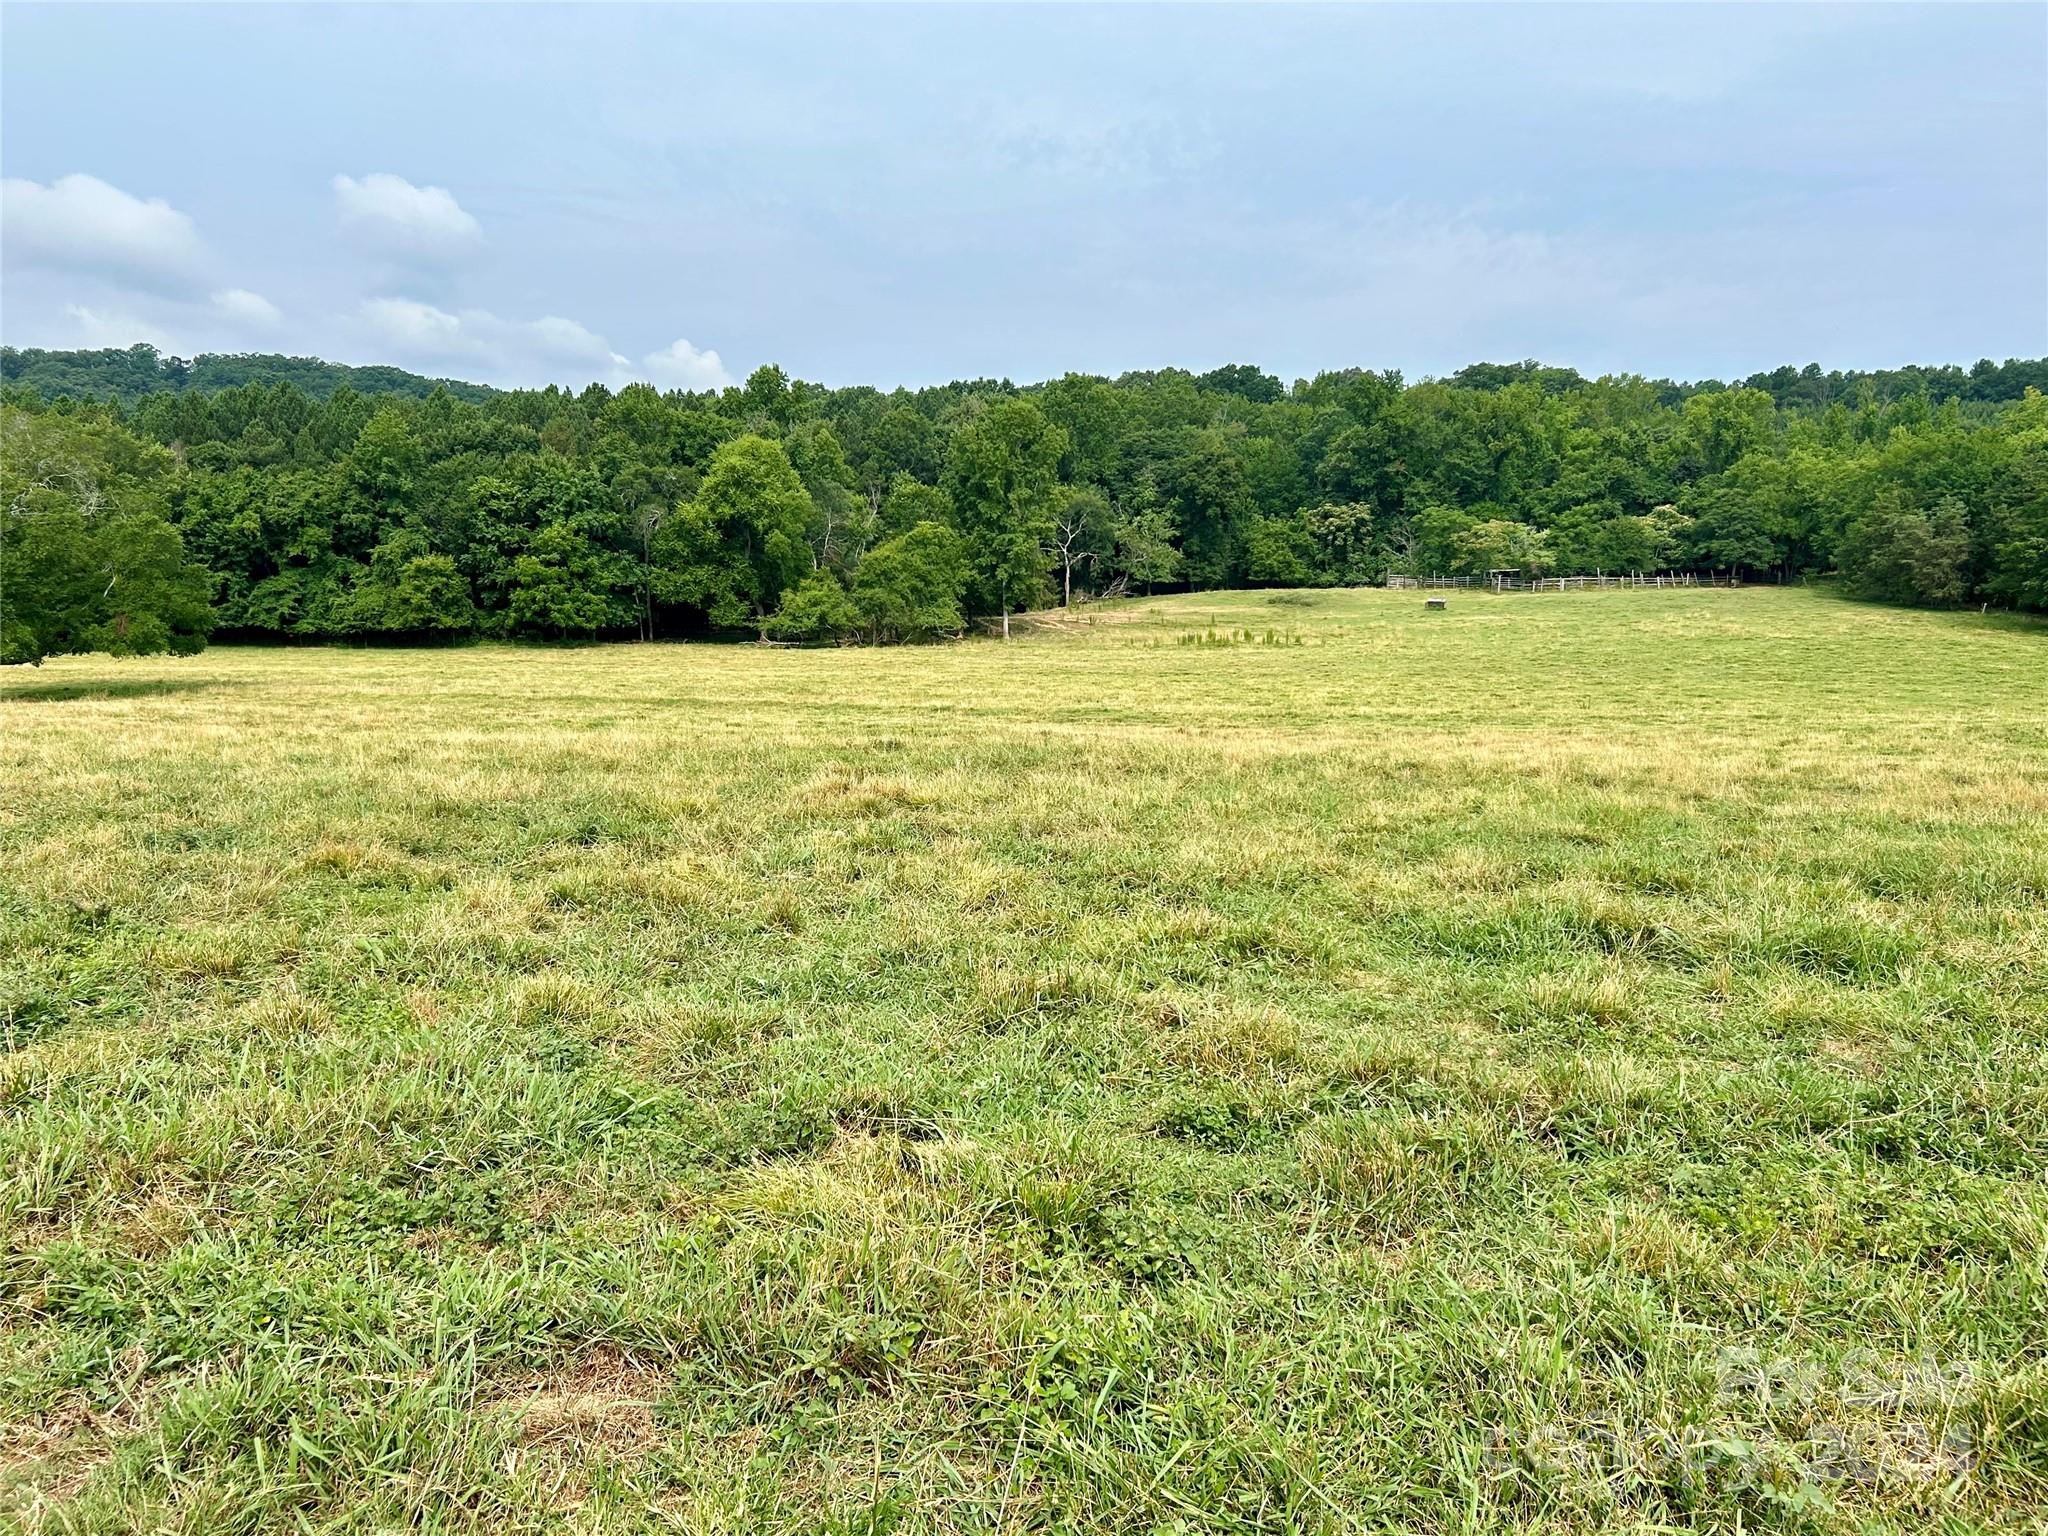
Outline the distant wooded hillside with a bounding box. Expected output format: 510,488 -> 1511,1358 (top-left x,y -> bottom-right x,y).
0,344 -> 496,406
8,343 -> 2048,415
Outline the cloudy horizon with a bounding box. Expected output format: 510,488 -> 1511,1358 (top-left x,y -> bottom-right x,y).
3,3 -> 2043,391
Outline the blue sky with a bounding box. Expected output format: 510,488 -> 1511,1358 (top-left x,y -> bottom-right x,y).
3,3 -> 2043,390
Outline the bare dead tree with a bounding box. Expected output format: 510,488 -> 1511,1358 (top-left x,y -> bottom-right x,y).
634,500 -> 669,642
1052,508 -> 1095,608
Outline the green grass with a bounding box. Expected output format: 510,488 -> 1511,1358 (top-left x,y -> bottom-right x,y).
3,586 -> 2045,1534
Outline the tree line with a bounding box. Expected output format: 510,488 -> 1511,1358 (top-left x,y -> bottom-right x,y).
3,345 -> 2045,664
0,345 -> 496,408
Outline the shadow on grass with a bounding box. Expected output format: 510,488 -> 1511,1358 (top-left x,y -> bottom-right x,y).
0,675 -> 233,704
1800,580 -> 2048,632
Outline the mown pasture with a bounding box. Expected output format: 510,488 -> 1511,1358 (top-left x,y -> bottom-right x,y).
3,586 -> 2045,1533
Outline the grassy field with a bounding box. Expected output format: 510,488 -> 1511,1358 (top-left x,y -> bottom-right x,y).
3,586 -> 2045,1534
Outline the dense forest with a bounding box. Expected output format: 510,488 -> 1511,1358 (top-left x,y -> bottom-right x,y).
3,343 -> 2045,663
0,345 -> 496,406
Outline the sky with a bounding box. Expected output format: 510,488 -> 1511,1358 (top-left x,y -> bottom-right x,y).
2,3 -> 2044,392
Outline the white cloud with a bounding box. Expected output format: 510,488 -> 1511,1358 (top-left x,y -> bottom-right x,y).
63,303 -> 174,352
211,288 -> 283,329
527,315 -> 626,368
640,337 -> 733,390
1,174 -> 206,294
358,299 -> 588,363
360,296 -> 467,353
332,173 -> 481,261
351,297 -> 737,391
355,299 -> 701,387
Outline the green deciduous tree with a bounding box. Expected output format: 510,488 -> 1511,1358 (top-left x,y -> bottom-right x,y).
1243,513 -> 1316,586
506,522 -> 636,637
763,570 -> 859,642
1305,501 -> 1375,584
1837,490 -> 1972,606
1164,429 -> 1255,588
944,399 -> 1066,634
1452,518 -> 1553,578
1108,480 -> 1181,594
1681,459 -> 1789,578
1406,503 -> 1473,576
347,531 -> 477,636
785,420 -> 866,570
1,406 -> 214,664
859,407 -> 942,489
652,434 -> 812,631
1986,427 -> 2048,609
1587,507 -> 1689,572
878,474 -> 951,541
853,521 -> 968,642
1039,374 -> 1128,486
